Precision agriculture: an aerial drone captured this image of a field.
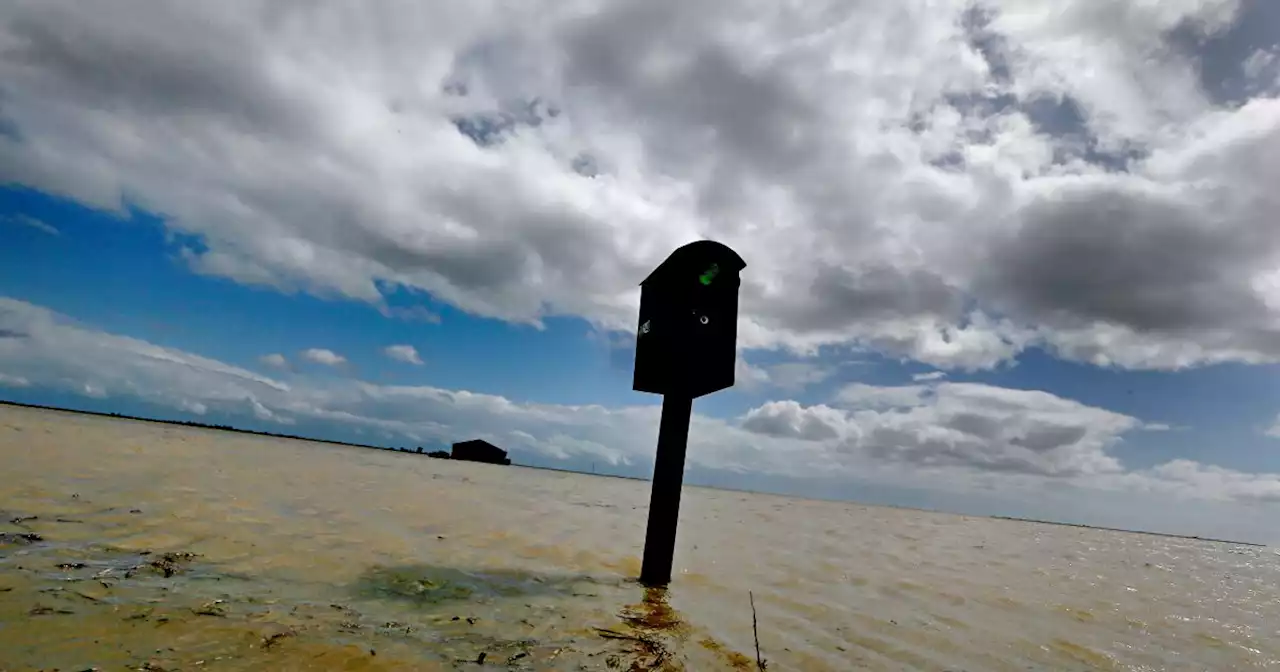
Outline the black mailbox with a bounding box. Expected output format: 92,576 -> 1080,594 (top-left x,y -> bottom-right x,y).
633,240 -> 746,399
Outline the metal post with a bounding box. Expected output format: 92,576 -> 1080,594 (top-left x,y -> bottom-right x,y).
640,393 -> 693,586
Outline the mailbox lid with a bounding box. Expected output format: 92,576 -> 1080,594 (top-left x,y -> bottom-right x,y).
640,240 -> 747,290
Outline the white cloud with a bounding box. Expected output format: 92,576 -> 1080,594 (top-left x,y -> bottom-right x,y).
300,348 -> 345,367
1140,460 -> 1280,504
380,305 -> 441,324
836,383 -> 932,409
733,357 -> 771,392
0,372 -> 31,387
249,397 -> 294,425
1242,49 -> 1278,89
740,401 -> 845,441
3,213 -> 60,236
827,381 -> 1136,477
912,371 -> 947,382
259,353 -> 287,368
1267,417 -> 1280,439
3,295 -> 1278,510
0,298 -> 290,416
2,1 -> 1278,371
82,383 -> 107,398
383,344 -> 424,365
764,362 -> 841,392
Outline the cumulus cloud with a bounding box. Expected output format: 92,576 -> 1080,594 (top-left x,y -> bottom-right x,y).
740,401 -> 844,441
259,353 -> 287,368
300,348 -> 345,367
383,344 -> 424,365
912,371 -> 947,382
2,1 -> 1279,371
2,295 -> 1279,506
832,381 -> 1139,477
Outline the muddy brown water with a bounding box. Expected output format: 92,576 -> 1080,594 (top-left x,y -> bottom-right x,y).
1,405 -> 1277,670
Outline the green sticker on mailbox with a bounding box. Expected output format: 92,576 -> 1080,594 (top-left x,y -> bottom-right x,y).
698,263 -> 720,286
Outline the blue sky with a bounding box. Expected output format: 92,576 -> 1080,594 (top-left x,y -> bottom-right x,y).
2,1 -> 1280,543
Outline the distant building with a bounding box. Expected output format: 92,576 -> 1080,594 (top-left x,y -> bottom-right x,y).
451,439 -> 511,466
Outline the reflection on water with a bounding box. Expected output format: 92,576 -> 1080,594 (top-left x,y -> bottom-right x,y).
2,405 -> 1279,671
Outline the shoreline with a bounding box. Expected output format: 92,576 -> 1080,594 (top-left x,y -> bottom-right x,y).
0,399 -> 1266,548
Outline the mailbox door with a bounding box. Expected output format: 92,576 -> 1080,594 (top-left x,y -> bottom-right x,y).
686,276 -> 739,398
633,285 -> 689,395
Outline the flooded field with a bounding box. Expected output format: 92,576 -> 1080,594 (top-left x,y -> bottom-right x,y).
1,404 -> 1278,671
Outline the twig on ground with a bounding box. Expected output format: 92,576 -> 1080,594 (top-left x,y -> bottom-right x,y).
750,591 -> 767,671
593,627 -> 654,644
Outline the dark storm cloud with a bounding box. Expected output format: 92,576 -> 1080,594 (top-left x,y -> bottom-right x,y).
979,177 -> 1277,335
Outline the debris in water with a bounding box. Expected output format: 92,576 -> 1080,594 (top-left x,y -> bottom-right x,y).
149,552 -> 198,578
70,589 -> 104,603
29,605 -> 75,616
58,562 -> 88,570
0,532 -> 43,545
379,621 -> 415,635
261,629 -> 296,650
191,601 -> 226,617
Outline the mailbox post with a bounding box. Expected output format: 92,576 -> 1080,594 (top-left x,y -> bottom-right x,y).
633,240 -> 746,586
